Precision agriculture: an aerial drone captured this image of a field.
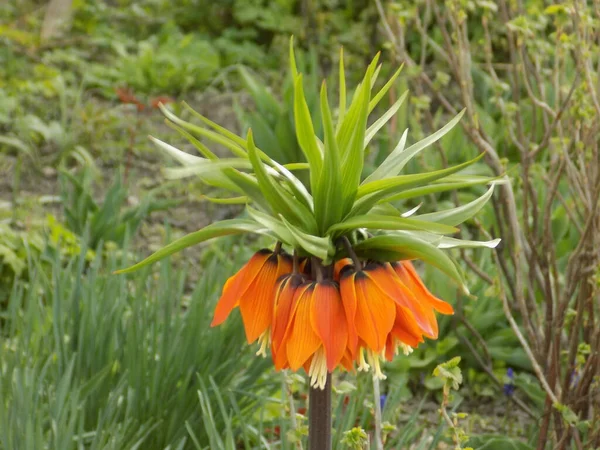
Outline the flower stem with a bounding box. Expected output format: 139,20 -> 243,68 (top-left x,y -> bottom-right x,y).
312,256 -> 324,282
308,373 -> 332,450
372,376 -> 384,450
340,236 -> 362,269
293,250 -> 299,274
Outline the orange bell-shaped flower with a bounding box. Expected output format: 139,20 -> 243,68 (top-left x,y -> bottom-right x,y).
273,281 -> 348,389
211,249 -> 292,344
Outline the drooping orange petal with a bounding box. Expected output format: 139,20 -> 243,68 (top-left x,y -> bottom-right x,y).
354,273 -> 395,353
311,281 -> 348,371
285,285 -> 321,370
239,253 -> 293,343
390,302 -> 425,346
395,261 -> 454,315
385,334 -> 396,361
211,250 -> 271,327
339,271 -> 359,357
271,274 -> 305,357
385,262 -> 440,338
340,349 -> 354,371
273,282 -> 312,370
302,355 -> 313,374
364,263 -> 436,338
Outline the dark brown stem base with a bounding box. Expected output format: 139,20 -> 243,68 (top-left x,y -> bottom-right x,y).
308,373 -> 332,450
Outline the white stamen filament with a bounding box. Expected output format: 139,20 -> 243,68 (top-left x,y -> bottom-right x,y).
309,347 -> 328,390
400,343 -> 413,355
357,348 -> 370,372
367,349 -> 387,381
392,338 -> 414,356
255,330 -> 270,357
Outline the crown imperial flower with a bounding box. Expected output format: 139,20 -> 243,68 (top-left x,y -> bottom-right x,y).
116,39 -> 500,389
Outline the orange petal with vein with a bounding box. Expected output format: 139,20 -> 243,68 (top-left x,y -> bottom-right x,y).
391,302 -> 425,347
285,285 -> 321,370
239,253 -> 292,343
395,261 -> 454,315
340,349 -> 354,371
273,282 -> 312,370
339,271 -> 359,357
271,274 -> 305,358
365,263 -> 436,337
211,250 -> 271,327
311,281 -> 348,371
354,273 -> 396,352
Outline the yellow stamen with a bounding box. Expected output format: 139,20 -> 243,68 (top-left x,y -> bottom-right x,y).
357,348 -> 370,372
400,343 -> 413,355
308,347 -> 328,390
367,350 -> 387,381
255,330 -> 270,358
392,338 -> 414,356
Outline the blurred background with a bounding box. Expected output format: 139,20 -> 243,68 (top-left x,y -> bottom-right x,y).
1,1 -> 598,449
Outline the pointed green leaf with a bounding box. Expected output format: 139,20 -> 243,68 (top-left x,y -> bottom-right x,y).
337,55 -> 378,157
283,162 -> 310,171
246,205 -> 297,245
382,176 -> 501,203
416,185 -> 495,226
401,204 -> 422,217
336,85 -> 363,156
364,90 -> 408,148
159,104 -> 247,158
327,214 -> 458,235
150,136 -> 241,191
357,153 -> 485,200
164,158 -> 252,179
313,81 -> 343,233
368,202 -> 422,219
223,169 -> 270,211
436,236 -> 501,249
114,219 -> 267,274
406,231 -> 501,249
150,135 -> 205,165
268,158 -> 314,212
369,202 -> 402,216
247,130 -> 317,232
351,156 -> 486,218
293,74 -> 323,192
339,67 -> 373,214
289,36 -> 298,78
183,102 -> 249,149
370,63 -> 382,89
337,46 -> 346,132
165,122 -> 218,159
364,110 -> 465,183
368,64 -> 404,113
202,195 -> 249,205
281,215 -> 333,262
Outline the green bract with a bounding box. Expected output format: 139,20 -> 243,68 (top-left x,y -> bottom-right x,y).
116,40 -> 501,292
